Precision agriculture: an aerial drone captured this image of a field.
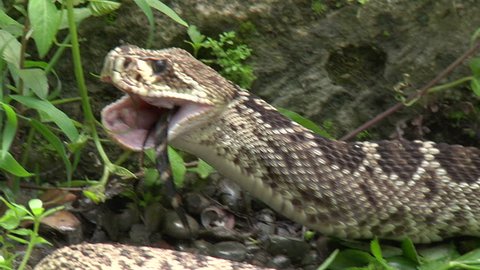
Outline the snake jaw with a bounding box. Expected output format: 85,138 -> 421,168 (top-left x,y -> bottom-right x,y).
101,94 -> 213,151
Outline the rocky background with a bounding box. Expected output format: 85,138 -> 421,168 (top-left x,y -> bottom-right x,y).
73,0 -> 480,143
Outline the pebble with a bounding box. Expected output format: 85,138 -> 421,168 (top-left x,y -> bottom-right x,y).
265,235 -> 310,263
218,180 -> 244,212
268,255 -> 291,269
162,210 -> 199,239
254,209 -> 276,237
201,206 -> 235,230
210,241 -> 247,262
129,224 -> 150,244
143,202 -> 165,232
184,193 -> 210,215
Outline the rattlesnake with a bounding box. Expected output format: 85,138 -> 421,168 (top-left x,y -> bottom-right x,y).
35,45 -> 480,269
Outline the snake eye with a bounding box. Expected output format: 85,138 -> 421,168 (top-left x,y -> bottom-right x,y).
152,59 -> 168,74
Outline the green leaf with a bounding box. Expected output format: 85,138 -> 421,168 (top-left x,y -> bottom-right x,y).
0,152 -> 32,177
144,148 -> 156,163
6,234 -> 29,245
329,249 -> 375,269
59,8 -> 92,30
82,190 -> 103,204
167,146 -> 186,187
146,0 -> 188,27
316,249 -> 339,270
452,248 -> 480,263
17,68 -> 49,98
0,9 -> 23,36
32,235 -> 52,245
0,209 -> 22,230
418,243 -> 459,262
370,238 -> 384,260
143,167 -> 160,186
194,159 -> 215,179
67,133 -> 88,153
385,256 -> 418,270
370,238 -> 394,270
472,27 -> 480,45
187,25 -> 205,44
89,0 -> 121,16
10,95 -> 79,142
401,238 -> 420,264
470,58 -> 480,77
28,0 -> 61,58
471,78 -> 480,96
109,164 -> 136,179
186,159 -> 215,179
10,228 -> 32,236
28,199 -> 44,217
0,102 -> 17,159
133,0 -> 154,47
0,30 -> 21,67
278,107 -> 334,139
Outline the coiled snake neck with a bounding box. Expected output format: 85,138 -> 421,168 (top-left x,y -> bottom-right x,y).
35,45 -> 480,269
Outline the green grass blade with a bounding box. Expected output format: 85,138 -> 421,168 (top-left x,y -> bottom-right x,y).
133,0 -> 155,48
146,0 -> 188,27
401,238 -> 420,264
0,152 -> 32,177
316,249 -> 339,270
167,146 -> 186,187
0,102 -> 17,159
278,107 -> 334,139
10,95 -> 79,142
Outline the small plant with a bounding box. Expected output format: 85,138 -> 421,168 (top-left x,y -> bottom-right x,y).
328,238 -> 480,270
186,26 -> 256,89
0,197 -> 62,270
311,0 -> 327,14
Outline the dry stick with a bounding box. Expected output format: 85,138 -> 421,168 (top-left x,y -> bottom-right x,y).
340,41 -> 480,141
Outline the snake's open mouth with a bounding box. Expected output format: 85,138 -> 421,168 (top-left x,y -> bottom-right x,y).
101,94 -> 212,151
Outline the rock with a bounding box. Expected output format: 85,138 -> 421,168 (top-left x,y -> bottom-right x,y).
193,239 -> 214,255
129,224 -> 150,244
162,210 -> 199,239
217,179 -> 244,212
268,255 -> 291,269
143,202 -> 166,232
210,241 -> 247,262
201,206 -> 235,230
265,235 -> 310,263
77,0 -> 480,143
184,192 -> 210,215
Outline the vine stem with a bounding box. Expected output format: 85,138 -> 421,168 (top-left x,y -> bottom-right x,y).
340,41 -> 480,141
66,0 -> 112,185
17,217 -> 40,270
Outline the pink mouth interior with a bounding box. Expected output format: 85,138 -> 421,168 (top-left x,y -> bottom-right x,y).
101,95 -> 164,151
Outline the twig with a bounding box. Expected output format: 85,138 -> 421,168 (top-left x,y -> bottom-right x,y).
340,41 -> 480,141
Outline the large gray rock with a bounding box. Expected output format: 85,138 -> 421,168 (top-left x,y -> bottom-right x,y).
79,0 -> 480,141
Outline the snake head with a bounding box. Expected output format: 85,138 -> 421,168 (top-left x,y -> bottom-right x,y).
100,45 -> 236,150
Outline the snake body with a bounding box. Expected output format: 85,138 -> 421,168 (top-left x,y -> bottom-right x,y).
36,45 -> 480,268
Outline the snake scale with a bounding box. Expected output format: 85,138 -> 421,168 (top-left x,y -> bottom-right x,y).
35,45 -> 480,269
